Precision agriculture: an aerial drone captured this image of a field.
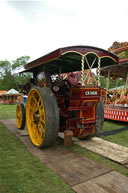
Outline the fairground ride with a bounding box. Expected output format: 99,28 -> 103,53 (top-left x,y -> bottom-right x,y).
101,42 -> 128,122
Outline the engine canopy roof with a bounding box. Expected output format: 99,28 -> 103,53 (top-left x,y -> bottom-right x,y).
21,45 -> 119,74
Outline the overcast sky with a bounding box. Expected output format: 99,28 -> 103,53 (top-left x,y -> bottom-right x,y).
0,0 -> 128,62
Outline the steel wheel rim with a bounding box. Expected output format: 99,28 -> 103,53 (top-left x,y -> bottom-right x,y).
26,89 -> 45,146
16,104 -> 22,128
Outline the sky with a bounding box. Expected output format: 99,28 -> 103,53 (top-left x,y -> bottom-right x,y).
0,0 -> 128,62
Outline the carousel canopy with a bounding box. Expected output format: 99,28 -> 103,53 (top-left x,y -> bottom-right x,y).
100,63 -> 128,80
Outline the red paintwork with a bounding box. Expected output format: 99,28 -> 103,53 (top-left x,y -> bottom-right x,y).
51,71 -> 101,137
112,45 -> 128,54
119,58 -> 128,65
104,105 -> 128,122
57,85 -> 100,137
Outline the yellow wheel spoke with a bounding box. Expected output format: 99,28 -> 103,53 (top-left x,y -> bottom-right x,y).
38,121 -> 45,135
36,99 -> 42,109
39,111 -> 45,120
30,106 -> 36,111
31,124 -> 38,140
32,95 -> 38,103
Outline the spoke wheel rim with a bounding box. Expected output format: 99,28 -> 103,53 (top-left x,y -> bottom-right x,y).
16,104 -> 22,128
26,89 -> 46,146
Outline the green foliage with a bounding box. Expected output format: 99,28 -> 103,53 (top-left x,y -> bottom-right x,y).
0,72 -> 17,90
12,56 -> 30,70
0,60 -> 11,76
0,56 -> 30,90
100,76 -> 107,88
100,76 -> 124,89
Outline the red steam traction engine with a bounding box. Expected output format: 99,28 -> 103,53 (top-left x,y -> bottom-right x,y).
16,46 -> 118,148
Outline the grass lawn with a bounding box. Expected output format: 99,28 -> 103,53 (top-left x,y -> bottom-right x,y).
101,120 -> 128,147
0,103 -> 128,191
0,122 -> 74,193
0,104 -> 17,120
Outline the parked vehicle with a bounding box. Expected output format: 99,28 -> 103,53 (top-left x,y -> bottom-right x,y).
16,45 -> 118,148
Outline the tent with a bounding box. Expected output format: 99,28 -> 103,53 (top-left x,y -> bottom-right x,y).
5,88 -> 19,94
1,88 -> 23,104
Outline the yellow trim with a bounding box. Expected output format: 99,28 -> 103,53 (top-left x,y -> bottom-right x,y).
62,50 -> 83,56
72,87 -> 100,90
62,51 -> 117,62
100,55 -> 117,62
84,88 -> 100,90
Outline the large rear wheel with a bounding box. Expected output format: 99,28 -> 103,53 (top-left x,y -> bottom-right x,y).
26,87 -> 59,148
16,103 -> 26,130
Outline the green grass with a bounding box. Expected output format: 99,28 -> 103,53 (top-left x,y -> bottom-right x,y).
102,120 -> 128,132
0,122 -> 74,193
101,120 -> 128,147
0,104 -> 17,120
0,103 -> 128,189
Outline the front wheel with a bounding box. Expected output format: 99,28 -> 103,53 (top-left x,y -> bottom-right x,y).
16,103 -> 26,130
26,87 -> 59,148
95,99 -> 104,135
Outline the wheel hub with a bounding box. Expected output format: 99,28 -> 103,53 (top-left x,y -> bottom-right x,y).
33,110 -> 40,123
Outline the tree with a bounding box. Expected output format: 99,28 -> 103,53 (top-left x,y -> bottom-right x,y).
0,60 -> 11,77
0,56 -> 30,90
12,56 -> 30,71
100,76 -> 124,90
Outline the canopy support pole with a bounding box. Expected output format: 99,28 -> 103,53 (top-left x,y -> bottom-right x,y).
81,55 -> 85,86
106,70 -> 110,104
125,73 -> 128,93
106,70 -> 110,91
115,78 -> 118,92
97,57 -> 101,86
